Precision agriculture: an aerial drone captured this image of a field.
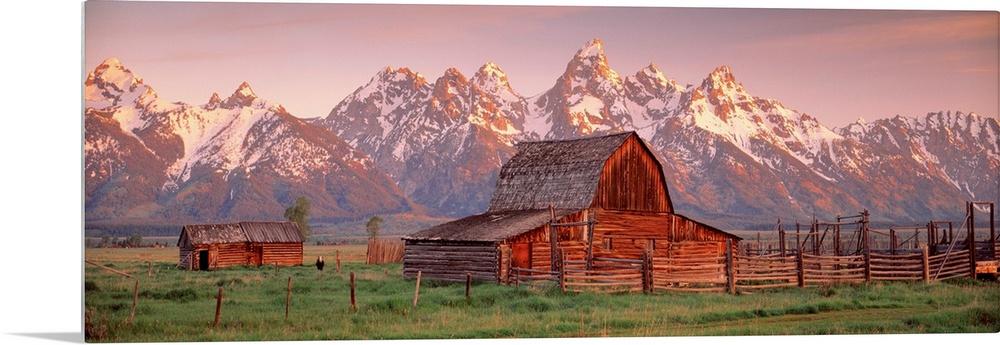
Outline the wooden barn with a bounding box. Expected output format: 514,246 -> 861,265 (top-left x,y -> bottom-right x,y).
403,131 -> 740,282
178,221 -> 305,270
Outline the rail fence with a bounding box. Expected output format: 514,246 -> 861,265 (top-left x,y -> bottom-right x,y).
507,242 -> 976,294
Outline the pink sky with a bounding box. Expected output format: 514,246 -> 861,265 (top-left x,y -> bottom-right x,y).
84,1 -> 998,128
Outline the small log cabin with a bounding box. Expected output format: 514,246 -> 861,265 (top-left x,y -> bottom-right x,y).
178,221 -> 305,270
403,131 -> 740,282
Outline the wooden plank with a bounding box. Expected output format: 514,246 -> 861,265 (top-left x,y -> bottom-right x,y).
735,273 -> 798,280
736,282 -> 797,289
654,286 -> 726,293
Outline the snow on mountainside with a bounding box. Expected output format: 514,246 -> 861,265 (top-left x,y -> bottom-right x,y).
839,111 -> 999,202
324,38 -> 996,227
88,39 -> 996,228
527,38 -> 633,140
322,62 -> 528,216
84,58 -> 412,222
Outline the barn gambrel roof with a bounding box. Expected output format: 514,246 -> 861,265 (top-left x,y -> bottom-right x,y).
487,131 -> 640,212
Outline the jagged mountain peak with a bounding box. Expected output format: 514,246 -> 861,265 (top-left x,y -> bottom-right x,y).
88,58 -> 143,88
473,62 -> 520,98
207,92 -> 222,105
85,57 -> 156,109
222,81 -> 259,108
633,63 -> 680,91
376,66 -> 425,83
575,38 -> 605,59
441,67 -> 466,80
477,62 -> 505,77
564,38 -> 619,83
432,68 -> 470,98
701,65 -> 742,95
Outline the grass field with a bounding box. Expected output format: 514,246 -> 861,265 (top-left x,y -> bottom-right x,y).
83,246 -> 1000,342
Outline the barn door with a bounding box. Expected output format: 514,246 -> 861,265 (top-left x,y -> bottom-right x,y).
512,243 -> 531,271
198,250 -> 209,270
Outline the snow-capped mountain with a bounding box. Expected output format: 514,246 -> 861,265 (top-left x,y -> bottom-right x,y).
321,63 -> 529,216
84,58 -> 412,222
526,38 -> 633,139
322,38 -> 997,227
839,111 -> 999,205
88,38 -> 997,228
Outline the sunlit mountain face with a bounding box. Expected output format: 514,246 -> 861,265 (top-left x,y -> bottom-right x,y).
86,38 -> 998,228
85,58 -> 413,223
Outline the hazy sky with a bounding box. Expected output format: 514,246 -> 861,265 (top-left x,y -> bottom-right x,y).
84,1 -> 998,128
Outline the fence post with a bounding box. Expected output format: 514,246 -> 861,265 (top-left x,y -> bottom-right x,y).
796,251 -> 805,288
559,248 -> 567,293
413,270 -> 421,307
779,227 -> 786,257
285,276 -> 291,320
890,228 -> 897,255
336,250 -> 341,273
350,272 -> 357,310
921,246 -> 930,283
968,201 -> 977,279
466,273 -> 472,299
128,280 -> 139,325
646,248 -> 654,293
863,224 -> 872,282
213,286 -> 223,327
147,261 -> 152,277
725,239 -> 735,295
640,249 -> 649,293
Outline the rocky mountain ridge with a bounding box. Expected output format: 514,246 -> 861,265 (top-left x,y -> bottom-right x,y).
86,38 -> 998,228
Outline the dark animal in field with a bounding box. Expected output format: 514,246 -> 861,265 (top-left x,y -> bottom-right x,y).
316,256 -> 325,271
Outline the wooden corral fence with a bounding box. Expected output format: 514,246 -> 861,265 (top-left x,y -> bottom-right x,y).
732,247 -> 971,292
505,239 -> 976,294
366,238 -> 404,265
564,254 -> 647,293
509,267 -> 559,287
652,243 -> 728,293
733,254 -> 799,291
801,253 -> 866,285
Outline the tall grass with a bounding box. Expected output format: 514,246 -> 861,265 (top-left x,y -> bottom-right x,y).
84,247 -> 1000,342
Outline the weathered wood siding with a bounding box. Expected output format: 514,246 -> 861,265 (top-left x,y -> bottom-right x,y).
403,240 -> 500,282
503,210 -> 591,272
592,135 -> 672,213
214,243 -> 250,268
179,242 -> 302,270
592,209 -> 735,260
260,243 -> 303,266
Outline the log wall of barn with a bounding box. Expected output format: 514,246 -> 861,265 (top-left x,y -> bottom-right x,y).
403,241 -> 500,282
214,243 -> 251,268
592,135 -> 672,213
179,242 -> 303,269
591,209 -> 736,260
504,211 -> 591,272
260,243 -> 303,266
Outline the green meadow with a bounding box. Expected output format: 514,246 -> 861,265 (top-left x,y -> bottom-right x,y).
84,246 -> 999,342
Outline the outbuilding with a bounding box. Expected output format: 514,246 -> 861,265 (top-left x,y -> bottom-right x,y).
178,221 -> 305,270
403,131 -> 740,282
